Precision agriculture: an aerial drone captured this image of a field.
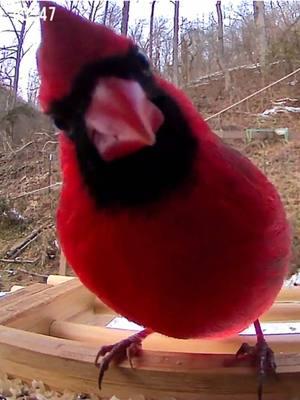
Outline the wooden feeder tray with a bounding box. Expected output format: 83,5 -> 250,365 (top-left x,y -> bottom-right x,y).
1,275 -> 300,399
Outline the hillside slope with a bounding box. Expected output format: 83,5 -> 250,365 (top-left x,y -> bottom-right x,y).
185,62 -> 300,136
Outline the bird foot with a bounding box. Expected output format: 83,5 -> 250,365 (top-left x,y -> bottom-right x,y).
235,339 -> 277,400
94,328 -> 151,390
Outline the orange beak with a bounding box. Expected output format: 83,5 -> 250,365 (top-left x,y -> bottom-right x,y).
85,77 -> 164,161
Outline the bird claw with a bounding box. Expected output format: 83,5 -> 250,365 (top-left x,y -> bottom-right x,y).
94,329 -> 150,390
236,342 -> 255,359
235,340 -> 277,400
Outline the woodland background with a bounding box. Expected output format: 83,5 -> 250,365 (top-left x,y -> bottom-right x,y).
0,0 -> 299,290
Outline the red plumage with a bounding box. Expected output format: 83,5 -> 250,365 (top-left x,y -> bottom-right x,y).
38,2 -> 291,340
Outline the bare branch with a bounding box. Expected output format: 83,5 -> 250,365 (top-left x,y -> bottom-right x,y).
24,20 -> 34,38
0,56 -> 17,63
12,183 -> 62,200
149,1 -> 156,61
17,267 -> 48,279
0,258 -> 39,264
276,0 -> 288,26
172,0 -> 179,85
103,1 -> 109,24
121,1 -> 130,35
22,43 -> 34,58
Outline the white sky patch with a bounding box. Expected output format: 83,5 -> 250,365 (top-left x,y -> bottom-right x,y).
240,322 -> 300,335
106,316 -> 300,335
106,316 -> 144,331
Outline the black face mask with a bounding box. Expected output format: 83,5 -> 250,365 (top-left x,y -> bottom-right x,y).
48,47 -> 198,209
49,46 -> 156,138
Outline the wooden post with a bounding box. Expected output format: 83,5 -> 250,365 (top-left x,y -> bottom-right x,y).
59,251 -> 67,276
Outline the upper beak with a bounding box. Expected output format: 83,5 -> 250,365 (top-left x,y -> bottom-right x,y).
85,77 -> 165,161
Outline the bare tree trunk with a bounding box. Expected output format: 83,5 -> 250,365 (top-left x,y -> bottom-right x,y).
66,0 -> 80,12
27,68 -> 40,105
103,1 -> 109,25
121,1 -> 130,35
88,0 -> 95,20
216,1 -> 230,94
87,1 -> 102,22
12,20 -> 26,105
0,1 -> 33,107
149,1 -> 156,62
172,0 -> 179,86
253,1 -> 267,74
180,34 -> 191,85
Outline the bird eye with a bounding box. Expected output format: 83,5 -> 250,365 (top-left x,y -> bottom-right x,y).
53,117 -> 66,130
135,48 -> 151,73
53,117 -> 68,131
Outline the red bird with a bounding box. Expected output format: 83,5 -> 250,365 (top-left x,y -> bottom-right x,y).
37,3 -> 291,398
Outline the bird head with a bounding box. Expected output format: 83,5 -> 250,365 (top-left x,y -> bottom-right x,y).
37,2 -> 198,207
37,1 -> 165,162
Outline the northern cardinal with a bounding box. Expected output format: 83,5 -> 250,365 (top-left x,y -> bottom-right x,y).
37,3 -> 291,399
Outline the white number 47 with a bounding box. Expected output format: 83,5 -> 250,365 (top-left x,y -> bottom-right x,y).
40,6 -> 56,22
